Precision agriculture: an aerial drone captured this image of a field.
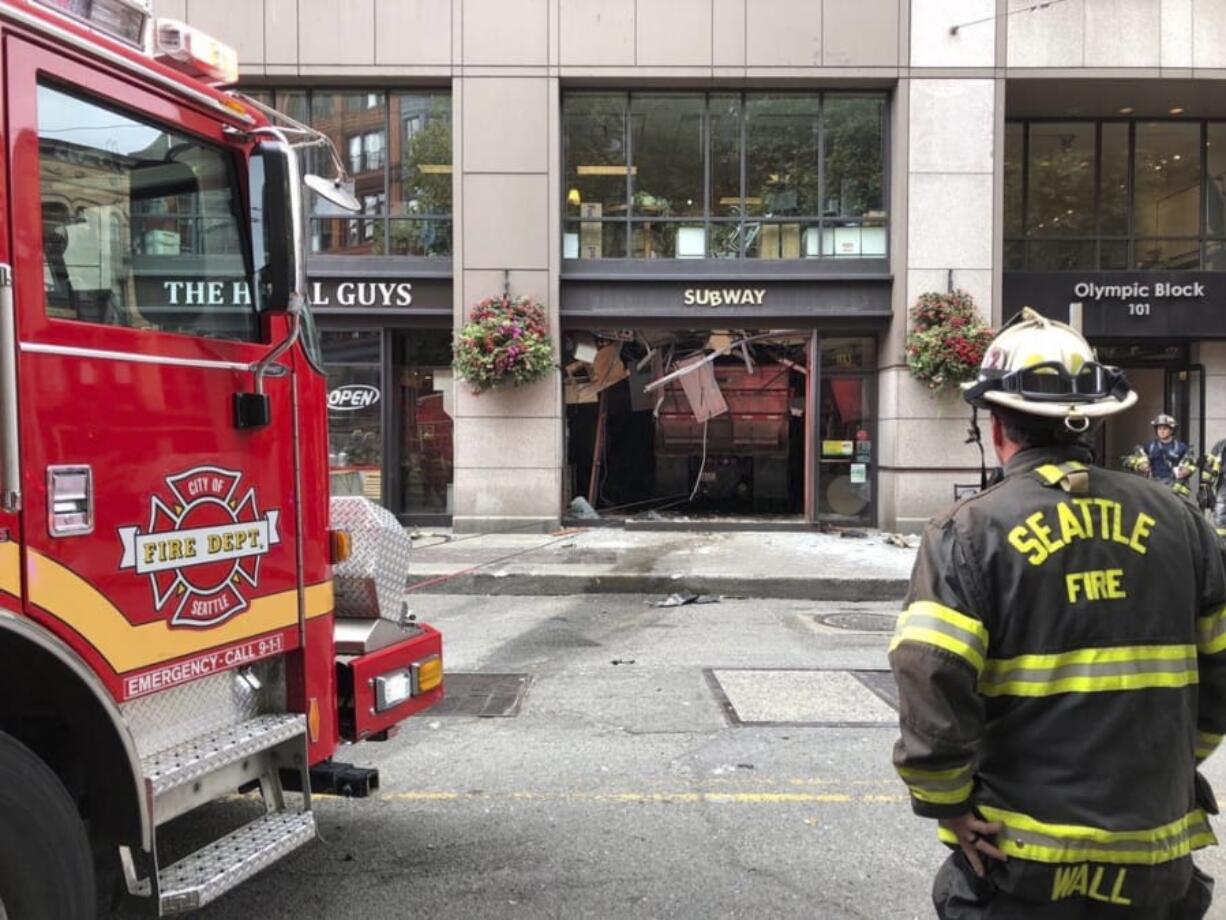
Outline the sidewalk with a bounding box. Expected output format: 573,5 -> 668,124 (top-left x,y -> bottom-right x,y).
406,526 -> 917,601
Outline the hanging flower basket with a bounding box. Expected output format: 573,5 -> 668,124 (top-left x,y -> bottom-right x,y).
453,295 -> 555,394
904,290 -> 995,391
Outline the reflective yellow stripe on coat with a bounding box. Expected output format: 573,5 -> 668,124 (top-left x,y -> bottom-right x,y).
896,762 -> 974,806
938,806 -> 1216,866
889,601 -> 988,675
978,644 -> 1198,698
1198,603 -> 1226,655
1196,730 -> 1224,762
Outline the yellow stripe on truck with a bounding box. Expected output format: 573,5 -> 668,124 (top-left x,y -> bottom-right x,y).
0,541 -> 19,597
26,549 -> 332,674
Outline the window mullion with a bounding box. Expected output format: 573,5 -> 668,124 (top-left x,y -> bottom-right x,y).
817,93 -> 825,262
740,94 -> 748,259
383,93 -> 391,254
703,94 -> 711,255
624,92 -> 632,258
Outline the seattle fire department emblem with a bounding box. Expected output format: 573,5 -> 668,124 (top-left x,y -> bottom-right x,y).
118,467 -> 281,628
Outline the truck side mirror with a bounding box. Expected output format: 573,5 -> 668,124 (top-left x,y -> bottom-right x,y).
249,140 -> 304,314
236,141 -> 305,430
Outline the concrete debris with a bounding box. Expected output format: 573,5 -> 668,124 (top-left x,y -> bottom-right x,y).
569,496 -> 601,519
653,593 -> 721,607
839,529 -> 868,539
883,532 -> 921,548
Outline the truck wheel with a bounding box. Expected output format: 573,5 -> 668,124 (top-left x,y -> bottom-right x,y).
0,731 -> 94,920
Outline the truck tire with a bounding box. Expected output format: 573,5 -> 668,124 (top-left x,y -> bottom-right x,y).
0,730 -> 94,920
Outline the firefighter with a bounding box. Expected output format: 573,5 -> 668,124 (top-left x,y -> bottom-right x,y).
1202,439 -> 1226,536
890,307 -> 1226,918
1126,413 -> 1194,487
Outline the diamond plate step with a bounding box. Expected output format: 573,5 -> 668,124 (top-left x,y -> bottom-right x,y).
147,811 -> 316,915
142,714 -> 306,797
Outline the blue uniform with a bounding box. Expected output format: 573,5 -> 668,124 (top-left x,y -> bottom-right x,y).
1143,437 -> 1190,483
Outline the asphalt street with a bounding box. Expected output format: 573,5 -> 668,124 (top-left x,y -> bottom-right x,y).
107,594 -> 1226,920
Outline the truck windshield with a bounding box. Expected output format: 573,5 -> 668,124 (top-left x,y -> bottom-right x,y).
37,81 -> 257,342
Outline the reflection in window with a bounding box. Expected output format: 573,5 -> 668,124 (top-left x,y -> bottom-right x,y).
1004,123 -> 1023,239
822,96 -> 884,220
1026,123 -> 1095,238
251,89 -> 453,257
392,93 -> 451,214
37,82 -> 255,341
746,95 -> 820,217
1005,117 -> 1226,271
562,92 -> 887,261
1209,125 -> 1226,238
630,95 -> 703,221
711,95 -> 742,220
1134,122 -> 1200,241
563,93 -> 628,260
1100,123 -> 1129,236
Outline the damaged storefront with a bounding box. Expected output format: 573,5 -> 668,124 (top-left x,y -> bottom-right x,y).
560,278 -> 889,525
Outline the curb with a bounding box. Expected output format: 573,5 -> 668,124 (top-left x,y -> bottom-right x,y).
406,566 -> 909,602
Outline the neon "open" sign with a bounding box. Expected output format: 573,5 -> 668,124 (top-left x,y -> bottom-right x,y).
327,385 -> 381,411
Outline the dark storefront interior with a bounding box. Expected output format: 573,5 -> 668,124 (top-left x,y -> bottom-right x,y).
563,330 -> 875,524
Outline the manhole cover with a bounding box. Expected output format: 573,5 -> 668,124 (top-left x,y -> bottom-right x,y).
431,673 -> 531,718
815,612 -> 897,632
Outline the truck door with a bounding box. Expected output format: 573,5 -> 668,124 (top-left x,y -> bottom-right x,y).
7,38 -> 303,702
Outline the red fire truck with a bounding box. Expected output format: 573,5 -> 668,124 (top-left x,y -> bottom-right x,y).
0,1 -> 444,916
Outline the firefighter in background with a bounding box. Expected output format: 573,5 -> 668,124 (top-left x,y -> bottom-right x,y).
1201,438 -> 1226,536
890,308 -> 1226,918
1124,413 -> 1194,486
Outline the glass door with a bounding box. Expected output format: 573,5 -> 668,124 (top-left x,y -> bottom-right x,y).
1168,366 -> 1205,460
816,337 -> 876,523
394,330 -> 454,524
322,329 -> 385,504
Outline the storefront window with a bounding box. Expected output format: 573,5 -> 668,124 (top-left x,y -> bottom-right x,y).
822,96 -> 885,221
630,94 -> 704,220
1026,123 -> 1095,243
711,94 -> 742,220
746,95 -> 821,217
1100,123 -> 1130,237
562,91 -> 888,261
1207,124 -> 1226,240
563,93 -> 627,260
324,331 -> 384,503
389,92 -> 453,257
1006,117 -> 1226,270
249,88 -> 453,258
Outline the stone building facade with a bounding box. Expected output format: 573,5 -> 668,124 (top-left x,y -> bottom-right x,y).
152,0 -> 1226,532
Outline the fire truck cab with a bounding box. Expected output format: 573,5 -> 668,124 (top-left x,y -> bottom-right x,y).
0,2 -> 443,917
